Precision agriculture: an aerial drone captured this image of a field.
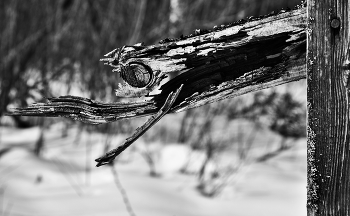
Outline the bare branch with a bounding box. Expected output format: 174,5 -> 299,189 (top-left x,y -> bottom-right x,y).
110,164 -> 137,216
95,84 -> 183,166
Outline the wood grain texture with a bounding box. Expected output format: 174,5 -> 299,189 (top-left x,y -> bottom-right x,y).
307,0 -> 350,215
8,6 -> 307,124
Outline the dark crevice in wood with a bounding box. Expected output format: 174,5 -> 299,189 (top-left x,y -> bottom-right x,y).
8,7 -> 307,124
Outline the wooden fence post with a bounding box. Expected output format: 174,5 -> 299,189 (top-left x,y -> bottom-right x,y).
307,0 -> 350,215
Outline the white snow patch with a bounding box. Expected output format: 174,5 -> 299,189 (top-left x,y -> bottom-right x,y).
0,126 -> 306,216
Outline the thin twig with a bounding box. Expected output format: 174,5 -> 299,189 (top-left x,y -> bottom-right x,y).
52,158 -> 83,196
110,164 -> 137,216
85,132 -> 92,186
95,84 -> 183,166
128,0 -> 148,45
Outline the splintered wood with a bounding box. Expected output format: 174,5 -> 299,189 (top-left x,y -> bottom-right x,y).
9,6 -> 307,124
8,4 -> 307,166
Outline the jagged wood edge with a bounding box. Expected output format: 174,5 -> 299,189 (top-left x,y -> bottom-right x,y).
8,7 -> 307,124
95,84 -> 183,166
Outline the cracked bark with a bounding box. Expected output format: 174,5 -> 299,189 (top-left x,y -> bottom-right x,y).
8,6 -> 307,124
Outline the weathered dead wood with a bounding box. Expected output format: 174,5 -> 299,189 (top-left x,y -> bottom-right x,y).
307,1 -> 350,215
8,6 -> 307,124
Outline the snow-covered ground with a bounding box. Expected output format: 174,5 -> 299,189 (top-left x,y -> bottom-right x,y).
0,122 -> 306,216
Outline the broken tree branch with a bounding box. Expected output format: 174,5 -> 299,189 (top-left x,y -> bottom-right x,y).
95,84 -> 183,166
8,5 -> 306,125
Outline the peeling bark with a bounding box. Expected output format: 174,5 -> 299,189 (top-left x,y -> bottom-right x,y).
8,5 -> 307,124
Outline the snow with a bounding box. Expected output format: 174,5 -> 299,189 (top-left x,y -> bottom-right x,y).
0,123 -> 306,216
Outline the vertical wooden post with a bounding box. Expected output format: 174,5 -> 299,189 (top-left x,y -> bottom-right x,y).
307,0 -> 350,215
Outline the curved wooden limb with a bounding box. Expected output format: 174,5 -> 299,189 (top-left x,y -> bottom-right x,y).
8,7 -> 306,123
7,7 -> 307,123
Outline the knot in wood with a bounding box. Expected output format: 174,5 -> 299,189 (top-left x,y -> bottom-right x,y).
121,62 -> 152,88
331,18 -> 340,29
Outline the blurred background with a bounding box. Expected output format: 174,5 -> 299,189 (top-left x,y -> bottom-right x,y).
0,0 -> 306,216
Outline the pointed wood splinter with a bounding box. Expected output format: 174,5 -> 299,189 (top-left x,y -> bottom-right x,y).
95,84 -> 183,167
